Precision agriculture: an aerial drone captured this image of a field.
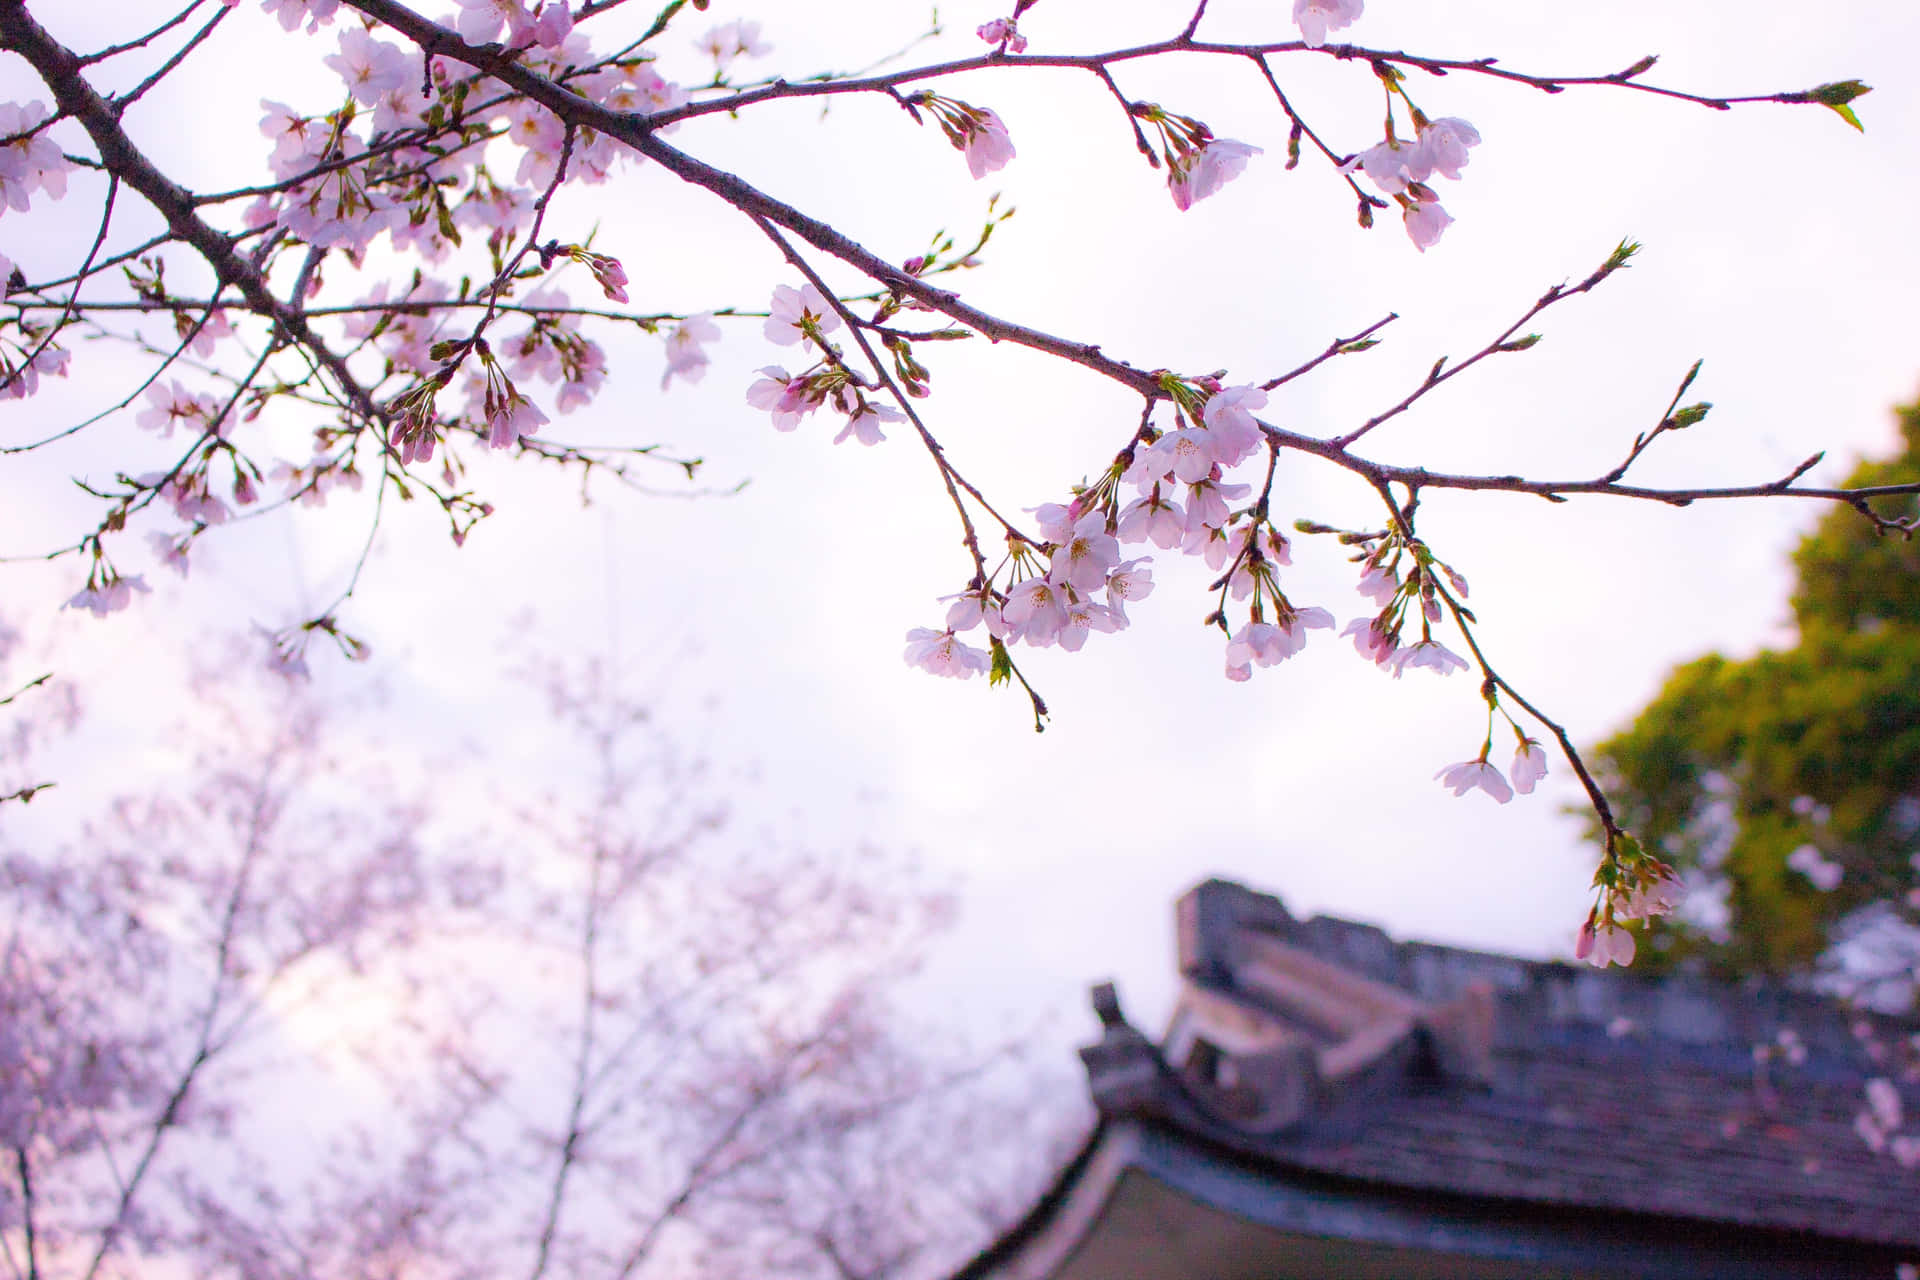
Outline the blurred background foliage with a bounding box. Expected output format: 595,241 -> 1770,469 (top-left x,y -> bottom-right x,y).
1592,388 -> 1920,991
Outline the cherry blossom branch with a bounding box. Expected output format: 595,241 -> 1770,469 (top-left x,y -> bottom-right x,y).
1436,580 -> 1622,841
0,0 -> 382,425
76,0 -> 205,66
1333,242 -> 1635,449
1600,357 -> 1708,483
115,3 -> 231,114
749,214 -> 995,588
0,171 -> 116,395
1248,52 -> 1374,205
1260,312 -> 1396,391
339,0 -> 1910,539
644,36 -> 1833,132
11,1146 -> 38,1280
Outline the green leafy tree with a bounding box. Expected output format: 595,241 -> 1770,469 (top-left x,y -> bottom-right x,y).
1592,392 -> 1920,982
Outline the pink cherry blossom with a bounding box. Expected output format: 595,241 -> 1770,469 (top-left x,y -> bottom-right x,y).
1185,521 -> 1251,573
1051,512 -> 1120,592
1616,869 -> 1686,921
484,387 -> 547,449
0,101 -> 70,214
1105,558 -> 1155,619
746,366 -> 817,431
1001,577 -> 1068,646
1392,638 -> 1468,678
148,532 -> 192,577
1342,615 -> 1397,666
1292,0 -> 1363,47
764,284 -> 843,346
63,574 -> 151,618
0,337 -> 68,400
530,2 -> 574,50
1410,117 -> 1482,181
1183,478 -> 1249,532
1201,383 -> 1267,464
1169,139 -> 1261,211
1436,757 -> 1513,804
1511,738 -> 1549,794
1576,920 -> 1636,968
661,313 -> 721,389
1117,490 -> 1186,549
324,27 -> 412,105
1056,597 -> 1120,652
260,0 -> 341,32
1404,200 -> 1454,252
136,380 -> 222,437
961,109 -> 1017,180
454,0 -> 533,45
1356,565 -> 1399,606
1224,606 -> 1334,681
696,20 -> 772,67
1027,501 -> 1081,544
942,587 -> 1004,635
1340,138 -> 1417,196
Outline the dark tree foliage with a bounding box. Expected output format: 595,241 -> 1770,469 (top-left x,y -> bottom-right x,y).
1592,391 -> 1920,980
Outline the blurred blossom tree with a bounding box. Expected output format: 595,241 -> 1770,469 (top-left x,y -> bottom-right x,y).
0,636 -> 1055,1280
1591,390 -> 1920,994
0,0 -> 1908,944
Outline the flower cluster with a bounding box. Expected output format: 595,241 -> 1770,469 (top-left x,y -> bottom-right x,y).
1575,837 -> 1686,968
63,572 -> 151,618
1343,115 -> 1482,251
745,283 -> 907,446
136,380 -> 231,439
1334,532 -> 1473,679
893,375 -> 1359,685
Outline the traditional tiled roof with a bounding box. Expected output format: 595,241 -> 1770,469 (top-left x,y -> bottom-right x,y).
1079,879 -> 1920,1251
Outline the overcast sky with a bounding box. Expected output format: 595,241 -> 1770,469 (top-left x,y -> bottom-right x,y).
7,0 -> 1920,1057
